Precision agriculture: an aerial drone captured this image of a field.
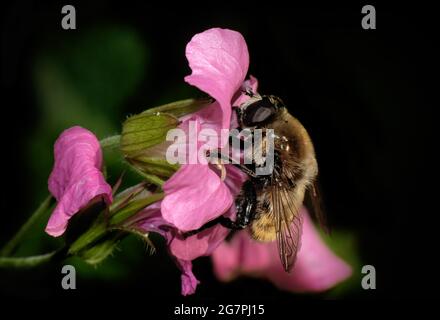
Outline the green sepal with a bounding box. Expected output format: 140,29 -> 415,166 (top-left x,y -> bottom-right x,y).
130,157 -> 179,178
76,232 -> 122,265
109,192 -> 164,226
68,193 -> 164,258
121,98 -> 210,184
121,112 -> 179,157
142,98 -> 211,118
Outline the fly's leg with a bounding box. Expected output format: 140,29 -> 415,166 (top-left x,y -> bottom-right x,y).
219,180 -> 257,229
207,149 -> 258,178
182,181 -> 257,238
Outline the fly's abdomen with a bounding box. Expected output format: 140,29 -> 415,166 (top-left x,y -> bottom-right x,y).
249,190 -> 277,242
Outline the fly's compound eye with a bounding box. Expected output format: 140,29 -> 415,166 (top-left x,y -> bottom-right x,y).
241,97 -> 277,127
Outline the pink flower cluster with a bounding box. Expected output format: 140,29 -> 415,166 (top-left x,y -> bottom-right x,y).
45,28 -> 351,295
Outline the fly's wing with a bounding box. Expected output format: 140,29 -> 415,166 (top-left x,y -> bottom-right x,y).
304,179 -> 329,234
271,185 -> 303,272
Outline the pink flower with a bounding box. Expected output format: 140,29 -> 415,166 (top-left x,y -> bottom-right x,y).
167,164 -> 247,261
161,28 -> 253,234
46,126 -> 113,237
184,27 -> 249,130
157,28 -> 253,293
134,164 -> 247,295
211,208 -> 352,292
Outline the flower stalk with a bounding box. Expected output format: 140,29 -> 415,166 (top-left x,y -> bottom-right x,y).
0,195 -> 53,257
100,134 -> 121,149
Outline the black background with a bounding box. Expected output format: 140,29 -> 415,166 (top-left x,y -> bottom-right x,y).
1,1 -> 438,305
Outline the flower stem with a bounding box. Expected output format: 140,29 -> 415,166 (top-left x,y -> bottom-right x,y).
130,165 -> 165,187
0,195 -> 53,257
100,135 -> 121,149
0,251 -> 57,268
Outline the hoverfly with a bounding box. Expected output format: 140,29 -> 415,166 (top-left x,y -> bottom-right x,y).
184,94 -> 325,272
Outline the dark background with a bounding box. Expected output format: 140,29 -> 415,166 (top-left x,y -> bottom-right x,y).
1,1 -> 438,305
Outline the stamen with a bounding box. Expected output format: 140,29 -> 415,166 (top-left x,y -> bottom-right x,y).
216,163 -> 226,181
207,149 -> 227,181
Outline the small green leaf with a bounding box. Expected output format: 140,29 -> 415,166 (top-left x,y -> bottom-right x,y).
78,233 -> 122,265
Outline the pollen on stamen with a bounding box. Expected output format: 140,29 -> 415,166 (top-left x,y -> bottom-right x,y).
215,163 -> 227,181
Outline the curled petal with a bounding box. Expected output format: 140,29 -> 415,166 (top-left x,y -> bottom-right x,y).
269,212 -> 352,292
170,224 -> 230,261
211,228 -> 271,281
161,164 -> 232,232
178,110 -> 225,157
46,126 -> 112,237
185,28 -> 249,130
168,165 -> 246,261
181,102 -> 223,135
157,166 -> 245,261
177,259 -> 200,296
233,75 -> 259,107
212,208 -> 352,292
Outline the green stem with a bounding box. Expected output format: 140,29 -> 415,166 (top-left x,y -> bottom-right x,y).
130,165 -> 165,187
0,195 -> 53,257
0,251 -> 57,268
100,135 -> 121,149
68,221 -> 107,255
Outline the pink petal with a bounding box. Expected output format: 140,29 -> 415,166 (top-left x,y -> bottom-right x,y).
185,28 -> 249,130
134,164 -> 248,295
46,126 -> 112,237
161,164 -> 232,232
222,164 -> 248,195
168,165 -> 247,261
178,109 -> 226,158
211,229 -> 272,281
177,259 -> 200,296
269,212 -> 352,292
185,101 -> 223,135
233,75 -> 259,107
170,223 -> 230,261
212,208 -> 352,292
126,202 -> 172,239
